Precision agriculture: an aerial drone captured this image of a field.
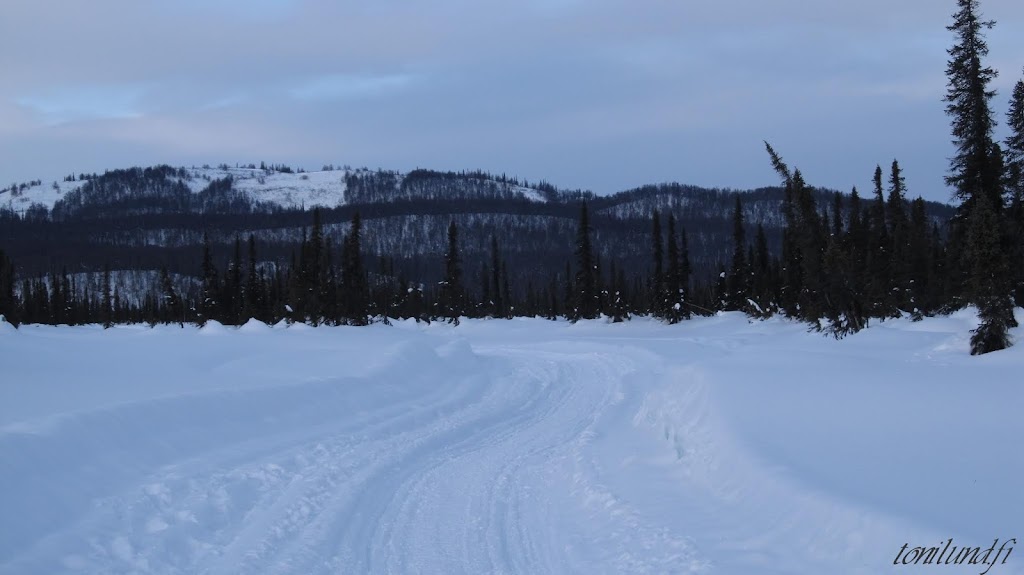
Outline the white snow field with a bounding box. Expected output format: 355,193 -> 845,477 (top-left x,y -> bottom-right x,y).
1,311 -> 1021,574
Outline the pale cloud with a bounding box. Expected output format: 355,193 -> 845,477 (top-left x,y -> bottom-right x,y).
17,85 -> 148,125
288,74 -> 417,102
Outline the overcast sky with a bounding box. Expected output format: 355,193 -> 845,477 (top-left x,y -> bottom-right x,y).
2,0 -> 1022,202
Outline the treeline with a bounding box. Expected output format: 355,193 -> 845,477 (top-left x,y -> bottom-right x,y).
0,154 -> 1006,332
49,167 -> 281,221
0,149 -> 1021,355
0,173 -> 956,292
1,158 -> 1019,353
0,201 -> 703,327
724,151 -> 957,335
343,168 -> 593,205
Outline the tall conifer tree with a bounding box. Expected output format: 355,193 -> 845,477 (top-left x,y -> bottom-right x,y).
1005,71 -> 1024,305
199,233 -> 220,326
665,214 -> 683,323
887,160 -> 911,311
944,0 -> 1016,353
0,249 -> 18,326
440,220 -> 464,324
650,210 -> 664,317
101,262 -> 113,329
727,195 -> 748,311
574,202 -> 599,320
342,212 -> 369,325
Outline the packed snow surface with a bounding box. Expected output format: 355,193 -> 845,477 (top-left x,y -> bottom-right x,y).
1,311 -> 1021,574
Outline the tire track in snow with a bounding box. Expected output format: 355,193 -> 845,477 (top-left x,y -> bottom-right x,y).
1,341 -> 496,574
316,345 -> 706,575
363,353 -> 581,574
4,337 -> 711,575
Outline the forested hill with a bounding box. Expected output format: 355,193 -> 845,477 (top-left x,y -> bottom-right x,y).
0,162 -> 956,326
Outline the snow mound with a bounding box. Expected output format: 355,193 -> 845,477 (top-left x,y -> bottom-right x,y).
237,318 -> 271,333
198,320 -> 227,335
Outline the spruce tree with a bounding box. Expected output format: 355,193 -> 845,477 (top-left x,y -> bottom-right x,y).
323,244 -> 339,324
793,169 -> 825,325
243,234 -> 264,323
439,220 -> 464,324
665,214 -> 683,323
727,195 -> 748,311
766,143 -> 801,316
113,287 -> 122,325
574,202 -> 599,320
285,248 -> 301,323
341,212 -> 369,325
887,160 -> 911,311
491,235 -> 504,317
679,226 -> 692,319
822,219 -> 850,335
764,143 -> 825,324
226,235 -> 243,325
908,198 -> 932,317
650,210 -> 664,317
867,165 -> 896,318
563,261 -> 574,320
928,223 -> 950,311
0,249 -> 17,327
751,223 -> 773,316
944,0 -> 1016,353
886,160 -> 909,231
822,191 -> 864,334
1007,72 -> 1024,199
199,233 -> 220,326
1005,71 -> 1024,305
548,275 -> 559,320
609,260 -> 629,322
501,262 -> 511,318
48,270 -> 62,325
714,267 -> 727,311
101,262 -> 113,329
478,262 -> 490,317
306,210 -> 326,323
847,187 -> 869,317
159,266 -> 183,327
967,190 -> 1015,353
945,0 -> 1002,213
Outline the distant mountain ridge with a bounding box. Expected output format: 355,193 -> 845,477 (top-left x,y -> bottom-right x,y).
0,163 -> 956,297
1,165 -> 574,215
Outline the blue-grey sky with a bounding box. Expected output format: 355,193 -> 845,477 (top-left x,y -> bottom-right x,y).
1,0 -> 1022,202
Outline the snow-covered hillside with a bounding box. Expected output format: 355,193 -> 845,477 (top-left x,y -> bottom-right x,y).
1,312 -> 1021,574
0,178 -> 88,214
1,166 -> 553,214
0,167 -> 349,213
184,167 -> 349,210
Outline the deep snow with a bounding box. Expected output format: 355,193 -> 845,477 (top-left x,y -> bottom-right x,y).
1,311 -> 1021,574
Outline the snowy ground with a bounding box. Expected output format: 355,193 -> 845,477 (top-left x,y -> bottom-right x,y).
1,312 -> 1021,574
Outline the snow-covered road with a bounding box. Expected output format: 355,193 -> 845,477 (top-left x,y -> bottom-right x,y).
1,313 -> 1021,574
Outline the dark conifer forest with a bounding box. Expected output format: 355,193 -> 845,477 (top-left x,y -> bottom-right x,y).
0,0 -> 1021,355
